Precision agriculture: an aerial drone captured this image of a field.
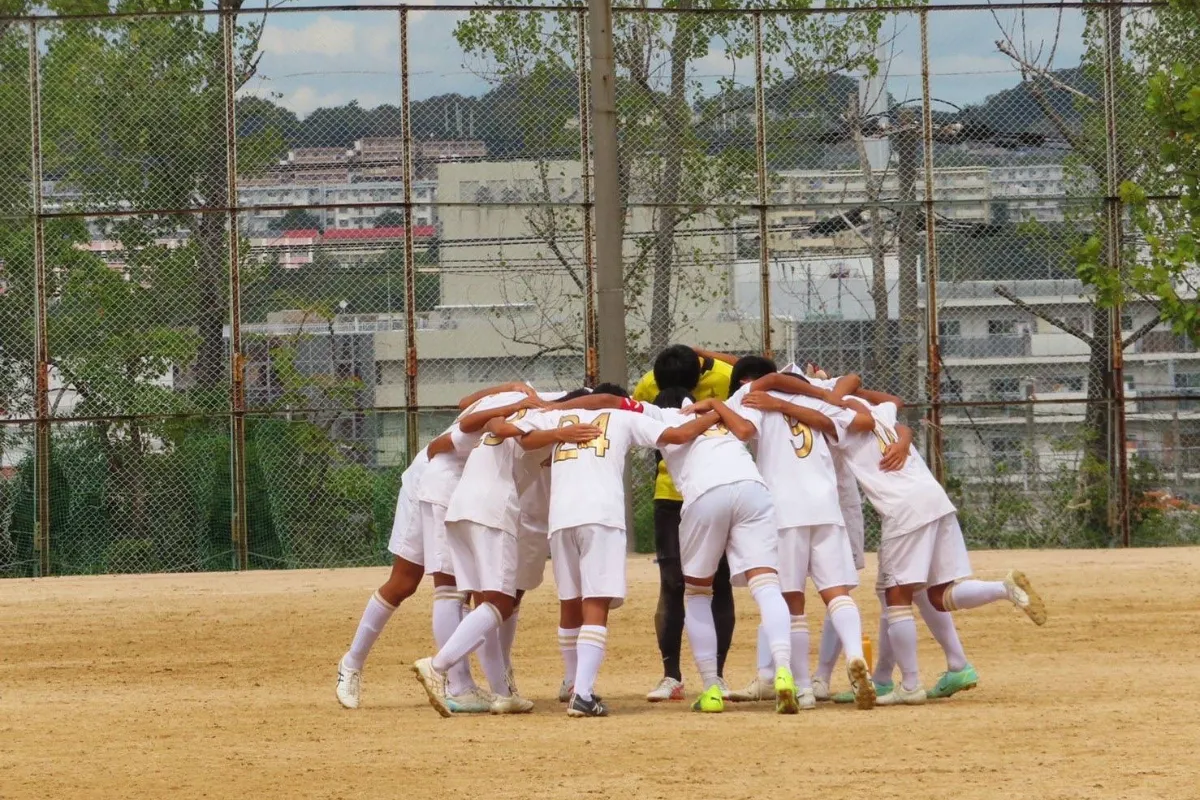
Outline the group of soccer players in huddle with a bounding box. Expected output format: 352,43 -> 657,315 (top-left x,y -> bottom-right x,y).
335,345 -> 1047,718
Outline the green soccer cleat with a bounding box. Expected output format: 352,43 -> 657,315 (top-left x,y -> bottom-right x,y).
691,685 -> 725,713
774,666 -> 799,715
927,665 -> 979,699
832,681 -> 893,704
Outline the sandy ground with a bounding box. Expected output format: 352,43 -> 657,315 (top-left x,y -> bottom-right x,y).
1,548 -> 1196,800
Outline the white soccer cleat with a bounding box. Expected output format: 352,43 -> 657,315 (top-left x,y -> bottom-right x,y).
727,676 -> 775,702
558,679 -> 575,703
811,676 -> 831,701
876,683 -> 928,706
847,657 -> 877,710
336,655 -> 362,709
798,687 -> 817,710
412,657 -> 452,718
646,676 -> 685,702
446,687 -> 493,714
490,693 -> 535,715
715,676 -> 731,699
1004,570 -> 1047,626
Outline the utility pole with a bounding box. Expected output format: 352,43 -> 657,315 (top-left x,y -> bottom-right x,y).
588,0 -> 626,388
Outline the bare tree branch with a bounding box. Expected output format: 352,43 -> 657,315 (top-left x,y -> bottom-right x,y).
1123,314 -> 1161,349
993,284 -> 1094,344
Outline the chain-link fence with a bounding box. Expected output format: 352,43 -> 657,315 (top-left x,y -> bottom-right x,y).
1,2 -> 1198,577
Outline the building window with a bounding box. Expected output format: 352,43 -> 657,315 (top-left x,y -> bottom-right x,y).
938,320 -> 961,339
988,319 -> 1016,336
1121,313 -> 1134,332
990,377 -> 1021,396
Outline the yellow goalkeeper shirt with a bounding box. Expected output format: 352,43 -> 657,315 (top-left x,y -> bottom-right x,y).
632,357 -> 734,502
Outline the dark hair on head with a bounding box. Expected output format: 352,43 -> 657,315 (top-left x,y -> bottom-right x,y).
561,387 -> 592,401
653,386 -> 691,409
592,382 -> 629,398
728,355 -> 778,396
652,344 -> 701,391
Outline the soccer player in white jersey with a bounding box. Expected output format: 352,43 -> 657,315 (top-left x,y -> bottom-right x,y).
830,395 -> 1047,705
751,367 -> 981,703
711,367 -> 878,710
408,389 -> 550,711
643,386 -> 800,715
334,382 -> 537,711
411,398 -> 603,718
511,392 -> 719,718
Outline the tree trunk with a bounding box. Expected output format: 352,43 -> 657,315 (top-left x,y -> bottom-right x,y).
647,6 -> 695,354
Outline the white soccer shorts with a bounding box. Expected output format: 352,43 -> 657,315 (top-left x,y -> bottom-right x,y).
516,521 -> 550,592
445,520 -> 519,597
877,513 -> 973,589
680,480 -> 778,584
418,501 -> 455,577
387,488 -> 424,565
549,524 -> 627,608
778,523 -> 859,593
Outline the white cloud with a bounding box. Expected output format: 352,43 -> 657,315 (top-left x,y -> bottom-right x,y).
260,15 -> 358,58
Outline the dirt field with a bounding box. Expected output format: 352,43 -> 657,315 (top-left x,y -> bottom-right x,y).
1,548 -> 1195,800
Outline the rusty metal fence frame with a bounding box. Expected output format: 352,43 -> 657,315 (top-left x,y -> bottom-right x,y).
0,0 -> 1196,576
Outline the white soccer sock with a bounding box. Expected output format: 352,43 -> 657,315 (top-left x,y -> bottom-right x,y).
814,614 -> 841,684
432,589 -> 473,695
827,595 -> 865,661
885,605 -> 921,691
432,601 -> 503,676
574,625 -> 607,701
942,580 -> 1008,611
915,589 -> 969,672
684,585 -> 719,690
749,573 -> 791,671
755,625 -> 773,682
344,591 -> 396,671
872,590 -> 895,685
790,615 -> 811,689
477,627 -> 511,696
557,626 -> 580,685
500,608 -> 520,673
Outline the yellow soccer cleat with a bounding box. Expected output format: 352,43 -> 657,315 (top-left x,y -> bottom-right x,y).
774,666 -> 799,714
691,685 -> 725,713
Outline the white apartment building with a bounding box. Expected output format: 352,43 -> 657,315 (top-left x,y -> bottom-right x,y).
772,166 -> 993,222
728,254 -> 1200,484
989,163 -> 1069,223
238,180 -> 437,235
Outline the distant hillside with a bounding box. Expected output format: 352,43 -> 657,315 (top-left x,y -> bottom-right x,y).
957,65 -> 1094,135
236,65 -> 1091,166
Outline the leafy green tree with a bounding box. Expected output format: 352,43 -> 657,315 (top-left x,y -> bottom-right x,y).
993,1 -> 1200,538
39,0 -> 284,401
1122,0 -> 1200,341
453,1 -> 903,358
269,208 -> 323,233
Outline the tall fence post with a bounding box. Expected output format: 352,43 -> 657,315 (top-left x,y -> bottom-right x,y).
578,9 -> 598,387
753,12 -> 772,359
222,8 -> 249,571
400,8 -> 420,463
588,0 -> 626,388
920,10 -> 944,483
1100,0 -> 1130,546
28,19 -> 50,577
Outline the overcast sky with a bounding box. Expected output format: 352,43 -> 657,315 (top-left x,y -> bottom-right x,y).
227,1 -> 1097,119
